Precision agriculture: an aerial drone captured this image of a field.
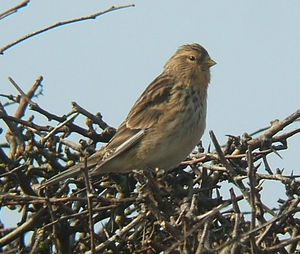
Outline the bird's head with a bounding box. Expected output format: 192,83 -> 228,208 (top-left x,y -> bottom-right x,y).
164,43 -> 216,85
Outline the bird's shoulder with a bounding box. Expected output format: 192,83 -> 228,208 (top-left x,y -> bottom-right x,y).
102,73 -> 176,154
126,73 -> 176,129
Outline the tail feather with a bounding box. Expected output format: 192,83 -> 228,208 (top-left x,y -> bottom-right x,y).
41,164 -> 83,188
41,149 -> 105,189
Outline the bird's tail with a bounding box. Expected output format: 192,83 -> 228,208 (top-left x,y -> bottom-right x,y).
40,148 -> 105,189
40,163 -> 84,188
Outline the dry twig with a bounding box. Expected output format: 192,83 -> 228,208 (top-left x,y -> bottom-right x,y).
0,3 -> 135,55
0,82 -> 299,252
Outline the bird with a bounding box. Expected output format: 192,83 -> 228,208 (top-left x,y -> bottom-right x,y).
43,43 -> 216,187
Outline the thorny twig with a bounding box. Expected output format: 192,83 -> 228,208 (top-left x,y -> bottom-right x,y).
0,81 -> 300,253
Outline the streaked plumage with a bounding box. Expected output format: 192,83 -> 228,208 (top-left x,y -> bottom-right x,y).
43,43 -> 216,187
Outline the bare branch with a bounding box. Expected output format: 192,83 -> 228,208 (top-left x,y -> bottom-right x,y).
0,3 -> 135,55
0,0 -> 30,20
1,81 -> 299,252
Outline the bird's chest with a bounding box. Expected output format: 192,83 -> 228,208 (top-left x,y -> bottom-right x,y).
167,95 -> 206,147
151,89 -> 206,156
138,85 -> 207,169
171,87 -> 207,132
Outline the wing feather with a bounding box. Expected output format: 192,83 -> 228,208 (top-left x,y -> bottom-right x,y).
42,73 -> 175,186
95,73 -> 175,169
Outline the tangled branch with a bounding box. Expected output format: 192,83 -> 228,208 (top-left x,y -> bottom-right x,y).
0,80 -> 299,253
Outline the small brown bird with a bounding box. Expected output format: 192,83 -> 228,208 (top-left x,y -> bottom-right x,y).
43,43 -> 216,186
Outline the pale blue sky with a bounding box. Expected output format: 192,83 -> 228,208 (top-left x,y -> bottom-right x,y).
1,0 -> 300,226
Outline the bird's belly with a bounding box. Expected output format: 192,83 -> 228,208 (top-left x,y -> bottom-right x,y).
139,111 -> 205,170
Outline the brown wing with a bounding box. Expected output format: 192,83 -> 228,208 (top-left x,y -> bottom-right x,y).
42,73 -> 176,186
91,73 -> 175,166
126,73 -> 175,129
106,73 -> 175,150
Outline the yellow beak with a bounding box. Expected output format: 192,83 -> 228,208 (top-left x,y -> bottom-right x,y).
205,58 -> 217,68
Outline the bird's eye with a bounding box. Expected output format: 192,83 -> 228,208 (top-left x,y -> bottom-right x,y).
188,56 -> 196,61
